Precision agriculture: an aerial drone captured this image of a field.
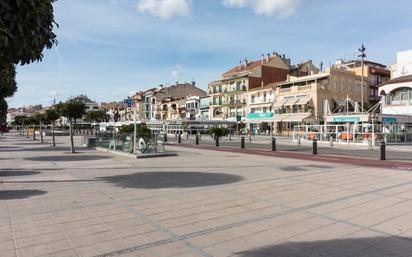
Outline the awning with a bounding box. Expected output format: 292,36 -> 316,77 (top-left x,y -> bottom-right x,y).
273,114 -> 290,122
283,113 -> 312,122
272,113 -> 312,122
284,98 -> 299,106
296,97 -> 311,105
275,98 -> 289,107
245,118 -> 275,123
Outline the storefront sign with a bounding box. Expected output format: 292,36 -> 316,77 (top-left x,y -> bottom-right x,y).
332,116 -> 360,122
382,117 -> 397,123
246,112 -> 273,119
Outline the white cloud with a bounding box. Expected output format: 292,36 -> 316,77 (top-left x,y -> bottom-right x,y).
172,64 -> 182,79
137,0 -> 191,19
222,0 -> 303,17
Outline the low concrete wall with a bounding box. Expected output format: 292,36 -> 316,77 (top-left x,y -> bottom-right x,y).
96,147 -> 177,159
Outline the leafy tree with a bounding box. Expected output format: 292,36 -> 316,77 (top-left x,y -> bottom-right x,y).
23,116 -> 38,140
0,98 -> 7,125
34,113 -> 47,143
119,124 -> 151,135
14,115 -> 26,134
55,100 -> 86,153
209,127 -> 229,139
0,0 -> 58,124
45,108 -> 60,147
0,63 -> 17,124
84,110 -> 107,123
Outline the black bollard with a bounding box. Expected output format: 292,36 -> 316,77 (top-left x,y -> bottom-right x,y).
380,141 -> 386,160
178,133 -> 181,144
196,135 -> 199,145
215,137 -> 219,147
241,136 -> 245,149
272,137 -> 276,151
312,139 -> 318,155
164,133 -> 168,143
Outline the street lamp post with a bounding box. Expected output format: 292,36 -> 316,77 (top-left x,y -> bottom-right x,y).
133,106 -> 137,154
358,44 -> 366,112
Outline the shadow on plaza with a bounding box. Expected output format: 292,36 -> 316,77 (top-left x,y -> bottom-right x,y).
3,146 -> 89,152
235,236 -> 407,257
0,190 -> 47,200
98,171 -> 243,189
0,169 -> 41,177
280,164 -> 333,172
25,155 -> 112,162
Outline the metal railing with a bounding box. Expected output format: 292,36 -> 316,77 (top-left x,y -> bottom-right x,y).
96,133 -> 165,154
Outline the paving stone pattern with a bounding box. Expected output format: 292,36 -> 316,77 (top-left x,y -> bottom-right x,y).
1,133 -> 412,257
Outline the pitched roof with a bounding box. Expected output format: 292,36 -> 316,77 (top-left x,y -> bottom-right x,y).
223,59 -> 266,77
380,74 -> 412,87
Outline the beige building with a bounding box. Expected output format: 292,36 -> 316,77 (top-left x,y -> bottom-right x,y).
208,53 -> 290,121
334,59 -> 390,105
272,68 -> 366,135
245,84 -> 276,134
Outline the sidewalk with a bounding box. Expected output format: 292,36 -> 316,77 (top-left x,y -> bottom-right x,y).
2,132 -> 412,257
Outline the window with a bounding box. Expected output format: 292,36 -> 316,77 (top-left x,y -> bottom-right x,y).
263,107 -> 267,113
263,93 -> 267,102
251,95 -> 255,104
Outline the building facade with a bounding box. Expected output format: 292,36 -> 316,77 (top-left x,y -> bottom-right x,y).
208,53 -> 290,121
272,68 -> 366,135
245,85 -> 276,134
199,97 -> 210,120
378,50 -> 412,121
334,59 -> 390,105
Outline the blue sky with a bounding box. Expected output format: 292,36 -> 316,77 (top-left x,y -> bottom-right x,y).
8,0 -> 412,107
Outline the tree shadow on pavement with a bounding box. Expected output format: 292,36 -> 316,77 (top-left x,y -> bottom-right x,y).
0,146 -> 70,152
0,190 -> 47,200
98,171 -> 243,189
0,170 -> 41,177
235,236 -> 408,257
280,164 -> 333,172
25,155 -> 112,162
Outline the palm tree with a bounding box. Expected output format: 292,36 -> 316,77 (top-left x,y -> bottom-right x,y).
45,109 -> 60,147
55,100 -> 86,153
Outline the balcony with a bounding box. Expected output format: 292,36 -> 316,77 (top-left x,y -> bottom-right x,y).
280,88 -> 292,93
369,95 -> 381,102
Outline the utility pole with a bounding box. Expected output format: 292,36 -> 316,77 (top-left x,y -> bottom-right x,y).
358,44 -> 366,112
133,106 -> 137,154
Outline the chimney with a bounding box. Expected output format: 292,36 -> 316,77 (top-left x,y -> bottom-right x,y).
244,58 -> 248,68
266,53 -> 270,62
286,74 -> 290,82
320,62 -> 323,72
261,54 -> 265,65
191,80 -> 195,86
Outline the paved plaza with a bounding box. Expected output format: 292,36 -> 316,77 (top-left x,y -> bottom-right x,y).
2,133 -> 412,257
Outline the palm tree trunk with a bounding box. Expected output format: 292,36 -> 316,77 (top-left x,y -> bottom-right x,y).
69,120 -> 75,153
52,122 -> 56,147
40,122 -> 44,143
32,126 -> 36,140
